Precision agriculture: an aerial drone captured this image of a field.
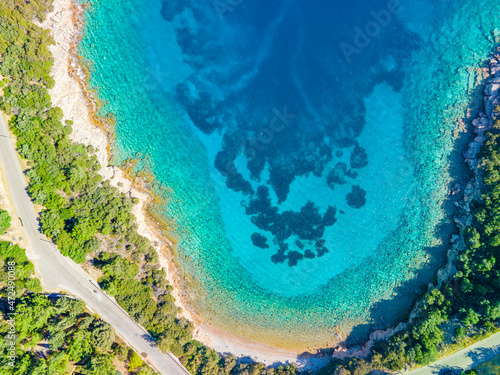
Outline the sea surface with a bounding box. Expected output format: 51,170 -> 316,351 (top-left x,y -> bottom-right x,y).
79,0 -> 500,349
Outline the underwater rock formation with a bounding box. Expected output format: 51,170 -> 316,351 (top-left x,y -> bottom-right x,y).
346,185 -> 367,209
326,162 -> 357,189
251,233 -> 270,249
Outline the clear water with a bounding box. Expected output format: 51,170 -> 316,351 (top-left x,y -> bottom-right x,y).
79,0 -> 500,349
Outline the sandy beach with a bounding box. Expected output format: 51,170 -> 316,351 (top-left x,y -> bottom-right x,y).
39,0 -> 419,368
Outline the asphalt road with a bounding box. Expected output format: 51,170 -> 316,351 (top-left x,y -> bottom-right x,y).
404,331 -> 500,375
0,114 -> 190,375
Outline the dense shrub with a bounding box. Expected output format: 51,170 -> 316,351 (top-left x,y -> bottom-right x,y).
0,209 -> 10,235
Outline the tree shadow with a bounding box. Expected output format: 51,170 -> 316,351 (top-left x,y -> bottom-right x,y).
277,350 -> 331,372
342,112 -> 473,345
421,363 -> 463,375
466,344 -> 500,368
141,333 -> 157,348
238,356 -> 254,364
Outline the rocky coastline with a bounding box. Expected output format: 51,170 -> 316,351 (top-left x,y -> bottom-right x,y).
434,51 -> 500,292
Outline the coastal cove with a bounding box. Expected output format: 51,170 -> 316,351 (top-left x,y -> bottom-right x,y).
5,0 -> 500,374
75,0 -> 500,351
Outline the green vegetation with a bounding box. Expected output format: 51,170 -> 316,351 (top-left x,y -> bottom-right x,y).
0,0 -> 189,363
464,352 -> 500,374
0,209 -> 10,235
0,233 -> 155,374
0,210 -> 41,296
0,294 -> 159,375
0,240 -> 42,296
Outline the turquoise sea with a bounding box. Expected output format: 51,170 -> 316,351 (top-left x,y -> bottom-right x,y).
79,0 -> 500,349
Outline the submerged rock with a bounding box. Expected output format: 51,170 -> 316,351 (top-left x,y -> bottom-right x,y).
326,163 -> 357,190
271,250 -> 286,264
287,251 -> 304,267
316,245 -> 329,257
490,54 -> 500,77
346,185 -> 367,209
251,233 -> 269,249
323,206 -> 338,226
350,144 -> 369,169
327,162 -> 349,188
304,250 -> 316,259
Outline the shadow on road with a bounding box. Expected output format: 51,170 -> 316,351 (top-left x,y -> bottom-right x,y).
467,344 -> 500,369
142,333 -> 157,348
423,343 -> 500,375
426,364 -> 463,375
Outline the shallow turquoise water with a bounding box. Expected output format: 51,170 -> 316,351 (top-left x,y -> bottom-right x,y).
79,0 -> 500,348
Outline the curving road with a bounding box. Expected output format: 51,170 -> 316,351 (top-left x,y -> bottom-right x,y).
0,113 -> 190,375
404,331 -> 500,375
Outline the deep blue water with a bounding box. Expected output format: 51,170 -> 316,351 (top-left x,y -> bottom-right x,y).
80,0 -> 500,349
170,0 -> 418,275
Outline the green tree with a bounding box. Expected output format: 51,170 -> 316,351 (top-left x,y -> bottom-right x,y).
0,209 -> 11,235
460,308 -> 480,327
91,321 -> 115,351
128,351 -> 145,372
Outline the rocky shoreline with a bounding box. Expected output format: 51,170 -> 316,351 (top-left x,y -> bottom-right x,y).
327,50 -> 500,367
327,49 -> 500,367
434,51 -> 500,292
